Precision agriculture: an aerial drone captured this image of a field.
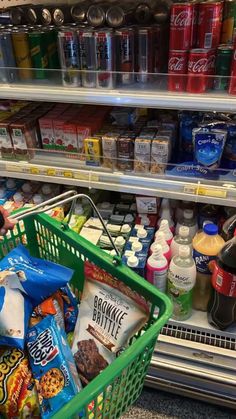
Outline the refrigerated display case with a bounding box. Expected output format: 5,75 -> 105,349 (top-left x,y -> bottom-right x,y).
0,0 -> 235,411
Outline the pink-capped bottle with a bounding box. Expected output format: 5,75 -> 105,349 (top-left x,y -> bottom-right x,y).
156,219 -> 173,246
150,231 -> 171,263
146,244 -> 168,293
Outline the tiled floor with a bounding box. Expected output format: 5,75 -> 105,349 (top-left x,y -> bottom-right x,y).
122,388 -> 236,419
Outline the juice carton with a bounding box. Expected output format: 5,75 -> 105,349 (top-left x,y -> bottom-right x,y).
77,124 -> 92,158
10,117 -> 39,160
124,238 -> 150,255
80,227 -> 102,245
122,253 -> 147,277
63,120 -> 78,153
84,137 -> 101,166
130,226 -> 155,244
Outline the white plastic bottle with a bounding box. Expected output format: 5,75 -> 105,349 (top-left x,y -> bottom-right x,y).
175,209 -> 198,240
170,226 -> 193,258
150,231 -> 171,262
157,199 -> 175,232
167,245 -> 196,321
146,244 -> 168,293
156,219 -> 173,246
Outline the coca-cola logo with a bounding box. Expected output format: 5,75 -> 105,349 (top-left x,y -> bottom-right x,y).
171,10 -> 192,27
188,57 -> 208,73
168,57 -> 185,72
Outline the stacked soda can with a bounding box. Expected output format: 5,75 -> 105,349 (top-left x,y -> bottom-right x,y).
167,0 -> 236,94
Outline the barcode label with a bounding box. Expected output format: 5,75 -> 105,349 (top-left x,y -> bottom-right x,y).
204,33 -> 212,49
216,275 -> 223,287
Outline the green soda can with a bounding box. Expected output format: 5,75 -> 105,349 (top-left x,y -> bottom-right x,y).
214,44 -> 233,90
28,30 -> 48,79
44,26 -> 60,70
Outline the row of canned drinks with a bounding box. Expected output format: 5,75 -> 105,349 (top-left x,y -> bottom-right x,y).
0,23 -> 168,88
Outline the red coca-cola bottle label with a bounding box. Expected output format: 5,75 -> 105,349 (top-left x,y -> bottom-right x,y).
211,263 -> 236,298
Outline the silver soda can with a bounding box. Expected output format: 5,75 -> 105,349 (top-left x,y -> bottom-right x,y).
0,31 -> 17,83
116,27 -> 135,85
78,28 -> 96,88
58,27 -> 81,87
137,27 -> 153,83
95,28 -> 115,89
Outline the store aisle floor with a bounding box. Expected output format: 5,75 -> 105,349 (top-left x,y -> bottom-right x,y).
122,388 -> 236,419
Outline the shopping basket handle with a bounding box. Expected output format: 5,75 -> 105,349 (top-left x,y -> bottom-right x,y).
12,190 -> 120,258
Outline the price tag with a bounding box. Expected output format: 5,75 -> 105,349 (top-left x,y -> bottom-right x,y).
30,167 -> 40,175
63,171 -> 73,178
74,172 -> 99,182
197,187 -> 227,198
6,163 -> 23,173
47,168 -> 56,177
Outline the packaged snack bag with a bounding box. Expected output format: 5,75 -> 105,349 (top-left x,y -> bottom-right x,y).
72,261 -> 149,385
60,285 -> 79,333
0,244 -> 74,305
27,315 -> 82,419
30,294 -> 65,330
0,271 -> 32,349
0,348 -> 40,418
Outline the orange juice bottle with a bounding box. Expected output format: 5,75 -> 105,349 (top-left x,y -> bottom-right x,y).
192,224 -> 225,311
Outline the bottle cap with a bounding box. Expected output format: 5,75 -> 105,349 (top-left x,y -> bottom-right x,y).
184,209 -> 193,219
140,215 -> 150,226
125,214 -> 134,223
74,204 -> 83,215
0,187 -> 6,198
152,244 -> 164,259
159,219 -> 169,229
203,223 -> 218,235
22,182 -> 32,193
110,249 -> 117,256
121,224 -> 131,234
137,228 -> 147,239
127,255 -> 139,268
179,245 -> 190,258
6,179 -> 16,189
101,202 -> 110,209
13,192 -> 23,203
179,226 -> 190,237
131,240 -> 143,252
116,236 -> 125,246
42,184 -> 52,195
33,194 -> 43,205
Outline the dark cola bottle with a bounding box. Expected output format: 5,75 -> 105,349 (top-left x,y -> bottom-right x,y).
207,230 -> 236,330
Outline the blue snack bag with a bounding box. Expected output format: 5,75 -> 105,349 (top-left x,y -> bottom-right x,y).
0,244 -> 74,305
0,272 -> 32,349
192,128 -> 227,169
27,315 -> 82,419
60,285 -> 79,333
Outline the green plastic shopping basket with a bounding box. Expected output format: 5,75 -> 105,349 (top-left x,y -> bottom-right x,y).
3,191 -> 172,419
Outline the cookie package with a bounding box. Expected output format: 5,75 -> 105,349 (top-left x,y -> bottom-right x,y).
0,244 -> 74,306
0,347 -> 40,419
26,315 -> 82,419
0,270 -> 32,349
72,261 -> 149,385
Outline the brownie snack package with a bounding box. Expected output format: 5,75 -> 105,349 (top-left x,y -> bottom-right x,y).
72,261 -> 149,385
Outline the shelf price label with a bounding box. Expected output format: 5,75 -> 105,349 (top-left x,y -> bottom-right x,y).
46,168 -> 56,177
63,171 -> 73,178
184,185 -> 227,198
30,167 -> 40,175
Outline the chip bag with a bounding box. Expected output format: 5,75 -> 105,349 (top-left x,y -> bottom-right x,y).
0,271 -> 32,349
30,294 -> 65,330
0,244 -> 74,305
0,348 -> 40,419
72,261 -> 149,385
60,285 -> 78,333
27,315 -> 82,419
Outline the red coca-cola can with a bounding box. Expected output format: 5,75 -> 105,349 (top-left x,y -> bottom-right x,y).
187,48 -> 208,93
169,2 -> 193,50
190,1 -> 199,48
168,50 -> 188,91
207,48 -> 216,89
229,48 -> 236,95
197,1 -> 223,49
